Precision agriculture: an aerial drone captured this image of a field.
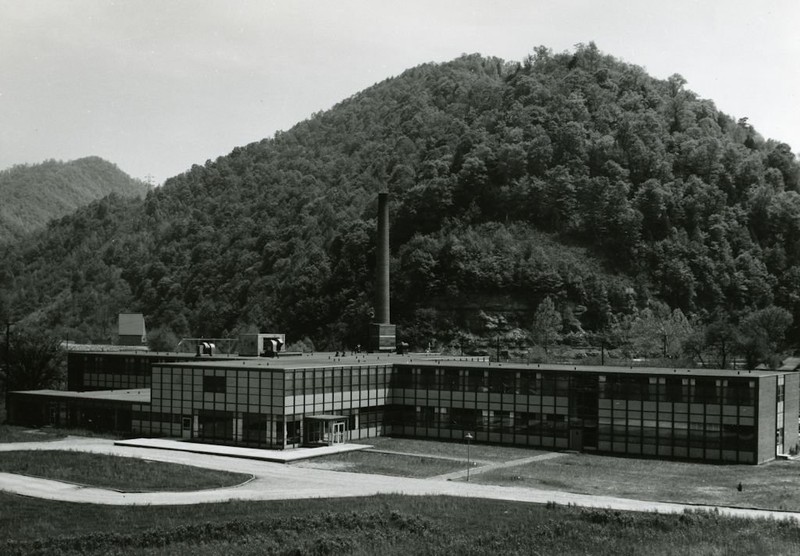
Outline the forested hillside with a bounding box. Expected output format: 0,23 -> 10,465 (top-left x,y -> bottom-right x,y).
1,44 -> 799,364
0,157 -> 150,243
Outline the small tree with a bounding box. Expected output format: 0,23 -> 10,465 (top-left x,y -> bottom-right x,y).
146,326 -> 179,352
630,304 -> 694,359
1,328 -> 65,394
736,306 -> 793,369
703,320 -> 738,368
531,297 -> 562,355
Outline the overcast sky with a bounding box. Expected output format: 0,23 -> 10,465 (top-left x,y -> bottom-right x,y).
1,0 -> 798,185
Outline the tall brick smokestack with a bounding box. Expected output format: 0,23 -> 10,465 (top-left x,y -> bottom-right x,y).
369,192 -> 396,352
376,192 -> 390,324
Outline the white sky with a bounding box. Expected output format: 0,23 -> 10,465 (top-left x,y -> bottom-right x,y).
1,0 -> 798,185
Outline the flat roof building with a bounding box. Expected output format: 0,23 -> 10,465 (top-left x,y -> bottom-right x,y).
9,352 -> 799,464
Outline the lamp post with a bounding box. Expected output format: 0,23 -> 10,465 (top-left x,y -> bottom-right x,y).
464,432 -> 474,481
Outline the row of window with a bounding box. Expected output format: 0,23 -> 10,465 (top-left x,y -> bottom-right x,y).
70,355 -> 153,377
82,373 -> 148,390
131,408 -> 383,444
390,367 -> 757,407
153,367 -> 394,396
284,366 -> 392,394
389,406 -> 570,436
597,423 -> 755,451
599,376 -> 755,405
392,367 -> 560,395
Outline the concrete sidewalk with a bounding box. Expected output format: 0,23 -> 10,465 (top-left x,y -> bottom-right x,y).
114,438 -> 371,462
363,448 -> 493,465
432,451 -> 567,481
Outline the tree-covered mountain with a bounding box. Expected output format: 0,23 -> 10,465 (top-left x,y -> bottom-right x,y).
0,157 -> 150,244
1,44 -> 799,360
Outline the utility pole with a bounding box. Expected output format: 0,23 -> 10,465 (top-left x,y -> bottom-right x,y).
465,432 -> 474,481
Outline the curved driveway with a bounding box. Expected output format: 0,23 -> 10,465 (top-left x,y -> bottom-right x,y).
1,436 -> 798,522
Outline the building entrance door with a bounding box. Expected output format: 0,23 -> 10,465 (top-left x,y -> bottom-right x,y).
569,428 -> 583,451
181,416 -> 192,440
332,421 -> 345,444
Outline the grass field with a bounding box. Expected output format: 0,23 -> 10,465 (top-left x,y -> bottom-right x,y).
0,424 -> 117,443
0,424 -> 69,443
0,450 -> 251,492
356,436 -> 549,462
328,437 -> 800,512
297,437 -> 551,477
1,493 -> 799,555
293,449 -> 465,477
469,452 -> 800,512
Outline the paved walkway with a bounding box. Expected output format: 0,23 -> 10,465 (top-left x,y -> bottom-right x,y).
431,451 -> 567,481
1,436 -> 799,522
363,448 -> 494,465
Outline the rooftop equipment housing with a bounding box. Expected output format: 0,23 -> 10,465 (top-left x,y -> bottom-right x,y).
239,333 -> 286,357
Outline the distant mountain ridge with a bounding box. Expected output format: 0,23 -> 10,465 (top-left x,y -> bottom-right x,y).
1,45 -> 800,355
0,157 -> 150,243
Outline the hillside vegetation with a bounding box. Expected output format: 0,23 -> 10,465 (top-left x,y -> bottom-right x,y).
0,157 -> 150,244
1,44 -> 799,360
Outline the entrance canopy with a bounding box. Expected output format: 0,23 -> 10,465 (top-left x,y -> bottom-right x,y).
306,414 -> 345,422
305,415 -> 348,446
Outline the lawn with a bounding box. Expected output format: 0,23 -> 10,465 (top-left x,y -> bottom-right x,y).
332,437 -> 800,513
0,424 -> 69,443
0,424 -> 118,443
470,451 -> 800,511
356,435 -> 550,462
0,450 -> 251,492
293,450 -> 465,478
298,436 -> 552,477
1,493 -> 799,555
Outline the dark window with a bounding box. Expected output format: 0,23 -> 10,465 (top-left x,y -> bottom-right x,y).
443,369 -> 460,390
392,368 -> 413,388
555,376 -> 570,397
691,378 -> 718,404
490,370 -> 517,393
724,380 -> 754,405
417,406 -> 435,427
521,372 -> 541,395
203,376 -> 226,394
541,375 -> 556,396
450,408 -> 475,430
663,377 -> 686,403
467,369 -> 487,392
419,368 -> 436,389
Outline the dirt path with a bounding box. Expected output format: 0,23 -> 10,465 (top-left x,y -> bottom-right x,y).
1,436 -> 799,522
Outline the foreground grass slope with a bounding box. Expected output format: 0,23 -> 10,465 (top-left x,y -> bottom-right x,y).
1,494 -> 798,555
